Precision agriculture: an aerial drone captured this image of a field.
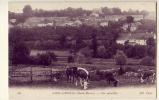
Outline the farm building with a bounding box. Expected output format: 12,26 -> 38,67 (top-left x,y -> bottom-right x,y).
20,17 -> 83,28
116,32 -> 154,45
104,15 -> 144,21
122,22 -> 142,32
9,19 -> 16,24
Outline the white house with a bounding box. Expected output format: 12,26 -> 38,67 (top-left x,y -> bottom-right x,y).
90,12 -> 99,18
116,32 -> 154,45
99,21 -> 109,26
9,19 -> 16,24
104,15 -> 144,22
122,22 -> 142,32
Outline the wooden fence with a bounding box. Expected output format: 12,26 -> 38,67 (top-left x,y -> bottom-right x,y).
9,67 -> 65,83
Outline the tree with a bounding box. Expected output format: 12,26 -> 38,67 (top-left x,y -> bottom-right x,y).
112,7 -> 121,14
23,5 -> 33,17
115,50 -> 127,66
146,37 -> 155,46
59,34 -> 67,49
101,7 -> 112,15
146,37 -> 156,58
126,16 -> 134,32
10,40 -> 30,65
140,56 -> 154,66
91,32 -> 98,57
29,52 -> 57,65
75,52 -> 85,63
140,10 -> 149,19
80,47 -> 92,64
97,45 -> 106,58
114,50 -> 127,75
75,35 -> 86,51
138,19 -> 156,33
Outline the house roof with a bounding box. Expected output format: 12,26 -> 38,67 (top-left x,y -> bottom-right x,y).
117,33 -> 154,40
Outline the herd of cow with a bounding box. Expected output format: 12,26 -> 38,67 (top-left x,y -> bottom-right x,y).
52,65 -> 156,90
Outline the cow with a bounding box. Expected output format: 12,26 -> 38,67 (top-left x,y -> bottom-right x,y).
139,69 -> 156,83
66,66 -> 89,89
95,69 -> 119,87
123,71 -> 140,77
66,66 -> 77,83
117,67 -> 137,76
76,67 -> 89,89
52,70 -> 65,82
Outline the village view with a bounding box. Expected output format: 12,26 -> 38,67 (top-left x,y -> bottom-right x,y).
9,4 -> 156,90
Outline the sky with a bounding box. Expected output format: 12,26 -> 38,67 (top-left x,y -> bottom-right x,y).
9,1 -> 156,13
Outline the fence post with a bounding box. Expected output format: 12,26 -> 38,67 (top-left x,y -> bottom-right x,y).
50,68 -> 52,82
30,66 -> 33,83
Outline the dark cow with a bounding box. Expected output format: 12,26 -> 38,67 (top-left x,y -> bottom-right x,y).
117,67 -> 137,75
117,67 -> 156,83
66,66 -> 78,83
96,69 -> 119,87
52,70 -> 65,82
139,69 -> 156,83
66,66 -> 89,89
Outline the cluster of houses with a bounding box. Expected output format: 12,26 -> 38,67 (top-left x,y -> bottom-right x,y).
9,13 -> 156,46
116,32 -> 156,46
9,13 -> 144,28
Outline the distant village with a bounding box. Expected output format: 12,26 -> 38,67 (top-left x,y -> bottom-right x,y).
9,7 -> 156,46
10,14 -> 144,28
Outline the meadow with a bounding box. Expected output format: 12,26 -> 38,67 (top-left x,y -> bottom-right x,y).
9,50 -> 156,89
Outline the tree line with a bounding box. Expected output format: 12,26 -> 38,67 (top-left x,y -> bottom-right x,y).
9,5 -> 149,22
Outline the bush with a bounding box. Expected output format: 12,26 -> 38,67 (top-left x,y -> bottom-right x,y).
140,56 -> 155,66
97,45 -> 106,58
38,53 -> 52,66
80,47 -> 92,63
80,47 -> 92,57
133,45 -> 146,59
124,44 -> 147,59
75,52 -> 85,63
29,52 -> 57,66
147,45 -> 156,58
47,52 -> 57,61
9,41 -> 30,65
114,50 -> 127,66
68,55 -> 74,63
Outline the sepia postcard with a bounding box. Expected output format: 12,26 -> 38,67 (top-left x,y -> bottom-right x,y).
7,0 -> 157,100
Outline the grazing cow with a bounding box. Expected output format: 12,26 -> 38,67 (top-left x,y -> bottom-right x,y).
139,70 -> 156,83
124,71 -> 140,77
66,66 -> 89,89
96,69 -> 118,87
76,67 -> 89,89
66,66 -> 77,83
117,67 -> 137,76
52,70 -> 65,82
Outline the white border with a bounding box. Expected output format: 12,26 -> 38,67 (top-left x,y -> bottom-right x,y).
0,0 -> 158,100
0,0 -> 8,100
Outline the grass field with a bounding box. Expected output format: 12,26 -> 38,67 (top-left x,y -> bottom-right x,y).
9,63 -> 156,89
10,50 -> 156,89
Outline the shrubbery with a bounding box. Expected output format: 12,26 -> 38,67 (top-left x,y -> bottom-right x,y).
124,44 -> 147,59
29,52 -> 57,66
97,45 -> 106,58
68,55 -> 74,63
114,50 -> 127,66
140,56 -> 155,66
9,40 -> 30,65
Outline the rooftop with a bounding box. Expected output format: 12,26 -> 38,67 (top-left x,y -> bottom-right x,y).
117,32 -> 154,40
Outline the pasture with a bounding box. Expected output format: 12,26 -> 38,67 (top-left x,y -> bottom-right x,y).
9,49 -> 156,89
9,61 -> 156,89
